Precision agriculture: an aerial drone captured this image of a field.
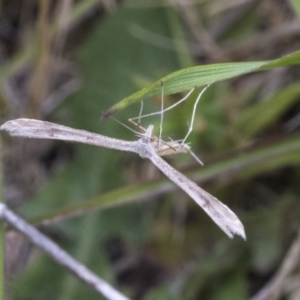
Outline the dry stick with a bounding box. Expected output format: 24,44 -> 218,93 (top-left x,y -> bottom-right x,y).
0,118 -> 245,239
137,100 -> 143,128
0,203 -> 128,300
158,81 -> 164,149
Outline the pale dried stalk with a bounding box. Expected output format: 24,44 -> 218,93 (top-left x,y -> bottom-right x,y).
0,203 -> 128,300
1,118 -> 246,239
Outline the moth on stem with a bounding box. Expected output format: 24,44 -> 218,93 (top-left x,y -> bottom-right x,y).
127,85 -> 206,165
129,85 -> 211,148
129,118 -> 204,165
1,118 -> 246,239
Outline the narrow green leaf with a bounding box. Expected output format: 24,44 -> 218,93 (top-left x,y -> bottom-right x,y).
236,82 -> 300,137
289,0 -> 300,20
102,50 -> 300,118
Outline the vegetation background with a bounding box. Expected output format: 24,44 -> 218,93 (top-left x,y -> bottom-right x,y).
1,0 -> 300,299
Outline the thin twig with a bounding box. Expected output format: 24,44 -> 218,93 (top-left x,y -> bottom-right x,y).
0,203 -> 129,300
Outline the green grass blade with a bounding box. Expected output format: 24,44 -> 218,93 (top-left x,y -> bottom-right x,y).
289,0 -> 300,19
236,82 -> 300,138
102,50 -> 300,118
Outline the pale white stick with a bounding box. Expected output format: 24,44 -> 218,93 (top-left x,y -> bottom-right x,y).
158,81 -> 164,149
137,100 -> 143,128
0,203 -> 128,300
1,118 -> 245,239
180,85 -> 210,147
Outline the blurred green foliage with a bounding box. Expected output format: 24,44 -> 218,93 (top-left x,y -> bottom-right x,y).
1,1 -> 300,300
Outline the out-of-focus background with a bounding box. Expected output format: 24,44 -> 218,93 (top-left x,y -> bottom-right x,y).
1,1 -> 300,299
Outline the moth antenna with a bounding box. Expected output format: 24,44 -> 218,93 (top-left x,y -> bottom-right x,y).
109,116 -> 141,136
